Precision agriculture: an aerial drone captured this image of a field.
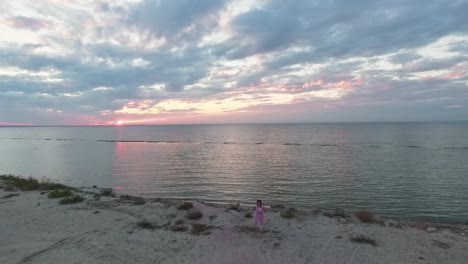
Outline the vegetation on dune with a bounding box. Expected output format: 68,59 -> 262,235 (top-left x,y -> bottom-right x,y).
280,208 -> 296,219
120,194 -> 145,205
177,202 -> 194,210
186,208 -> 203,220
59,194 -> 84,205
350,235 -> 378,246
48,188 -> 73,199
191,223 -> 212,235
136,220 -> 159,230
356,210 -> 374,223
0,175 -> 70,191
171,224 -> 188,232
229,202 -> 240,211
99,188 -> 115,197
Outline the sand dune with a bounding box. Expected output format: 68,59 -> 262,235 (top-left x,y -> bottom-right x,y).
1,185 -> 467,264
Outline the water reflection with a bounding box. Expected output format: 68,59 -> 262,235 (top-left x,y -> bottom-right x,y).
1,123 -> 468,223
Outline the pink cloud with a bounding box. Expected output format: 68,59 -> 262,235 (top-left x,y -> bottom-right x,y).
4,16 -> 51,31
441,71 -> 464,79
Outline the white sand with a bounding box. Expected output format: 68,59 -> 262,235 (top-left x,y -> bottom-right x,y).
1,187 -> 467,264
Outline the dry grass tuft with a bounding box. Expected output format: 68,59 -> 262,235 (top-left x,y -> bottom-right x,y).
120,194 -> 145,205
229,202 -> 240,211
99,188 -> 114,197
356,210 -> 374,223
323,212 -> 334,218
350,235 -> 378,246
171,224 -> 188,232
136,220 -> 159,230
280,208 -> 296,219
177,202 -> 194,210
191,223 -> 212,235
186,208 -> 203,220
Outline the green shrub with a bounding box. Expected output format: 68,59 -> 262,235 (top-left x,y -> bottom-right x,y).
59,194 -> 84,205
245,212 -> 252,218
48,188 -> 73,199
280,208 -> 296,219
133,197 -> 145,205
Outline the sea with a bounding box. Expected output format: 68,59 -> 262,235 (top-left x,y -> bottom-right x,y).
1,122 -> 467,223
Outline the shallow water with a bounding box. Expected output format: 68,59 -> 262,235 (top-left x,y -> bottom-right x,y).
1,122 -> 467,223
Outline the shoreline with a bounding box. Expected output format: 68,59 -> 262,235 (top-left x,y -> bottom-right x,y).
62,185 -> 468,226
2,177 -> 468,263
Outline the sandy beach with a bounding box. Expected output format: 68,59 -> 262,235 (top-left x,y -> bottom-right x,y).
1,179 -> 468,264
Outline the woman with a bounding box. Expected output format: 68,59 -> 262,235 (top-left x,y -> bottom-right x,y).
254,200 -> 264,232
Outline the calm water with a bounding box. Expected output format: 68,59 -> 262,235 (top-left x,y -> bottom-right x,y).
1,123 -> 467,223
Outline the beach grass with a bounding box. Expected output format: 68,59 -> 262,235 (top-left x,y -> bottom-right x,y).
0,175 -> 70,191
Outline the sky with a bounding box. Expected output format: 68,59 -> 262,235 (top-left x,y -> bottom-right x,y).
0,0 -> 467,125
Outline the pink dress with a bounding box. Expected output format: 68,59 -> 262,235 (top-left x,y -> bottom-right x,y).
254,206 -> 264,225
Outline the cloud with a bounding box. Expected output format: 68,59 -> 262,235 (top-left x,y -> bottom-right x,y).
0,0 -> 468,125
127,0 -> 227,42
3,16 -> 50,31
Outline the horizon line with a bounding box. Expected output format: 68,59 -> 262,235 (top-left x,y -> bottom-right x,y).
1,120 -> 468,127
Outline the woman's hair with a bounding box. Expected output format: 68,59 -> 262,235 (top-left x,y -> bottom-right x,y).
256,200 -> 262,207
